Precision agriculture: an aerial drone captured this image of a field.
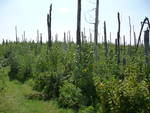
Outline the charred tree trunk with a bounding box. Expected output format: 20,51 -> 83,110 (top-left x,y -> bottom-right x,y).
76,0 -> 81,46
117,12 -> 121,64
144,29 -> 149,57
40,33 -> 42,45
115,38 -> 118,55
129,16 -> 132,56
47,4 -> 52,49
104,21 -> 108,57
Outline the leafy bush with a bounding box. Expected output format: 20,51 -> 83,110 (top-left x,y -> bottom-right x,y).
58,81 -> 83,109
96,65 -> 150,113
73,45 -> 96,106
34,71 -> 62,99
8,53 -> 33,82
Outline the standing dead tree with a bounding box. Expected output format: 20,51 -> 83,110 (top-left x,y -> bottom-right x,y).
40,33 -> 42,45
133,25 -> 137,47
94,0 -> 99,61
15,26 -> 18,43
47,4 -> 52,49
37,30 -> 39,43
128,16 -> 132,56
135,17 -> 150,53
94,0 -> 99,46
104,21 -> 108,57
110,32 -> 111,43
144,29 -> 149,63
117,12 -> 121,64
76,0 -> 81,46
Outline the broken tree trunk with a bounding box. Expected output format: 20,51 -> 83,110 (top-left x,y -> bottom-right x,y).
15,26 -> 18,43
76,0 -> 81,46
117,12 -> 121,64
40,33 -> 42,45
144,29 -> 149,57
47,4 -> 52,49
94,0 -> 99,61
104,21 -> 108,57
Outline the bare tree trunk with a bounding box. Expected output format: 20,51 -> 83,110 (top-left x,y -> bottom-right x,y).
94,0 -> 99,61
117,12 -> 121,64
123,35 -> 126,55
104,21 -> 108,57
76,0 -> 81,46
110,32 -> 111,43
133,25 -> 136,47
37,30 -> 39,43
24,31 -> 26,42
40,33 -> 42,45
144,29 -> 149,56
15,26 -> 18,43
94,0 -> 99,45
89,29 -> 92,43
129,16 -> 132,56
115,38 -> 118,55
47,4 -> 52,49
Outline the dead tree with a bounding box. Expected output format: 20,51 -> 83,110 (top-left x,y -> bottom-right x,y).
144,29 -> 149,56
89,29 -> 92,43
104,21 -> 108,57
64,32 -> 67,51
47,4 -> 52,49
55,33 -> 58,42
129,16 -> 132,56
15,26 -> 18,42
110,32 -> 111,43
123,35 -> 126,55
94,0 -> 99,61
135,17 -> 150,53
94,0 -> 99,45
40,33 -> 42,44
24,31 -> 26,42
76,0 -> 81,46
133,25 -> 137,47
117,12 -> 121,64
37,30 -> 39,43
115,38 -> 118,55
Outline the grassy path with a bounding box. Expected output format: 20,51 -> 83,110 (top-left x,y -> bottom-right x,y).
0,67 -> 74,113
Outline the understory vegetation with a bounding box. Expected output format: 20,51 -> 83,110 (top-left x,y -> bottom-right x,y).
0,42 -> 150,113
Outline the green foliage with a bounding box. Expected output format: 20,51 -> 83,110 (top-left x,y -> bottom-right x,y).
58,81 -> 83,109
8,54 -> 33,82
34,71 -> 62,99
96,64 -> 150,113
73,44 -> 96,106
0,42 -> 150,113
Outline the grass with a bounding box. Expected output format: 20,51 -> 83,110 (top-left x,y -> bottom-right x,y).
0,67 -> 74,113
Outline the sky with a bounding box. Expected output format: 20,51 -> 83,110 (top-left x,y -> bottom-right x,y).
0,0 -> 150,44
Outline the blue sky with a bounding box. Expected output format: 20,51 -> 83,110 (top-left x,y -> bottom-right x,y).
0,0 -> 150,43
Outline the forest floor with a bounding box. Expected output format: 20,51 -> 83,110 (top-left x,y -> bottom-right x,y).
0,67 -> 74,113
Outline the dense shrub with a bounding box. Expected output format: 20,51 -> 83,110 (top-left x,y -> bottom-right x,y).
96,65 -> 150,113
73,45 -> 96,106
8,53 -> 33,82
58,81 -> 83,109
34,71 -> 62,99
